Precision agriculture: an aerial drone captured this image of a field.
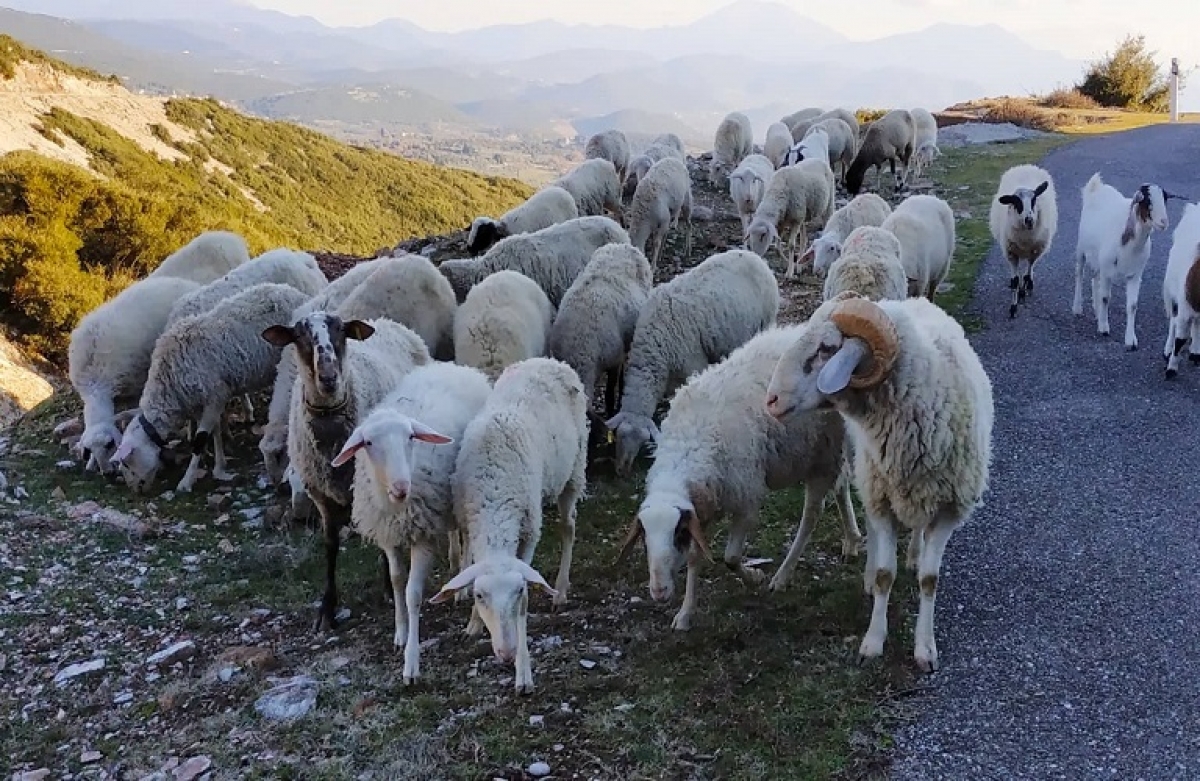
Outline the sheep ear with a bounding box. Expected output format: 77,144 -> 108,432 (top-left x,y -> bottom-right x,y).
111,435 -> 136,464
997,194 -> 1018,208
343,320 -> 375,341
1034,181 -> 1049,197
429,562 -> 486,604
681,508 -> 714,563
262,325 -> 296,347
410,421 -> 453,445
604,412 -> 625,431
817,339 -> 870,395
615,516 -> 644,563
330,429 -> 366,467
512,558 -> 558,597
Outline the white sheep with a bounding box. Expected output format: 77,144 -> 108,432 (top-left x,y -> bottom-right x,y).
729,154 -> 776,233
148,230 -> 251,284
1161,201 -> 1200,377
763,121 -> 794,169
709,111 -> 753,187
1072,174 -> 1182,350
883,194 -> 956,301
617,324 -> 862,631
628,156 -> 693,271
111,283 -> 313,494
584,129 -> 632,181
606,249 -> 779,475
781,107 -> 823,131
783,127 -> 829,168
907,107 -> 940,184
622,136 -> 686,201
822,226 -> 909,302
845,109 -> 916,196
990,164 -> 1057,318
765,292 -> 994,672
551,158 -> 623,220
806,118 -> 857,181
745,158 -> 836,279
430,357 -> 589,695
438,216 -> 630,306
466,186 -> 579,257
337,255 -> 457,361
69,275 -> 201,475
454,270 -> 555,380
330,362 -> 492,684
167,247 -> 328,325
262,313 -> 431,632
803,193 -> 894,274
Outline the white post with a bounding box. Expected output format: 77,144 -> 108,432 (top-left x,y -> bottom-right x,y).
1170,58 -> 1180,123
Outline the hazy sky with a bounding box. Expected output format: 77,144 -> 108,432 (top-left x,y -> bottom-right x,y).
249,0 -> 1193,67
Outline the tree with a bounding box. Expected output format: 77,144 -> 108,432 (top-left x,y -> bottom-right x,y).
1077,35 -> 1180,112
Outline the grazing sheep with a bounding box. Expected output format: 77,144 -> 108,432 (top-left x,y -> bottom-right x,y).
337,255 -> 457,361
167,248 -> 328,325
803,193 -> 894,274
623,135 -> 686,201
606,250 -> 779,475
430,357 -> 589,695
466,186 -> 579,257
148,230 -> 251,285
765,292 -> 994,672
454,270 -> 555,380
1162,201 -> 1200,376
813,108 -> 860,139
552,158 -> 623,220
883,194 -> 957,301
845,109 -> 916,196
70,276 -> 201,475
628,157 -> 693,271
709,111 -> 754,187
822,226 -> 908,302
330,362 -> 492,684
1072,174 -> 1182,349
781,107 -> 823,131
989,164 -> 1057,318
807,118 -> 857,181
783,127 -> 829,168
763,121 -> 794,169
617,324 -> 862,630
262,313 -> 430,632
746,158 -> 836,279
729,154 -> 776,233
585,129 -> 632,181
907,108 -> 940,183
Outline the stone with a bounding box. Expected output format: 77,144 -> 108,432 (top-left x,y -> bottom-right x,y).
80,750 -> 103,763
173,755 -> 212,781
218,646 -> 278,671
146,640 -> 197,667
53,658 -> 105,686
254,675 -> 318,721
528,761 -> 551,777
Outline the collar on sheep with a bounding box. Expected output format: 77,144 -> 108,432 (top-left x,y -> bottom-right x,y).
137,413 -> 169,449
305,396 -> 350,417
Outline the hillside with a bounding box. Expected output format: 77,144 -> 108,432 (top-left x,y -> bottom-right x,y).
0,36 -> 532,364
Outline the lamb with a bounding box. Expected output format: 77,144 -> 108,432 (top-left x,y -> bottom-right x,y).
466,186 -> 579,257
622,135 -> 686,201
765,292 -> 995,672
628,156 -> 693,271
584,129 -> 632,181
1161,201 -> 1200,377
437,216 -> 630,306
148,230 -> 251,285
822,226 -> 908,302
907,107 -> 940,184
330,362 -> 492,684
1071,174 -> 1182,350
803,193 -> 894,274
454,270 -> 554,380
883,194 -> 956,301
551,158 -> 623,220
111,283 -> 313,494
989,164 -> 1057,318
845,109 -> 916,196
262,313 -> 431,632
709,111 -> 754,187
606,249 -> 779,475
729,154 -> 776,232
70,275 -> 201,475
763,121 -> 794,169
806,118 -> 857,181
167,248 -> 328,325
745,158 -> 836,279
781,107 -> 823,131
616,324 -> 862,631
430,357 -> 588,695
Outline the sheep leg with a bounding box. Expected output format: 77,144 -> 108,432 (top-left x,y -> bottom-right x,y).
313,499 -> 348,633
905,528 -> 923,572
552,482 -> 580,607
1093,274 -> 1112,337
178,401 -> 225,493
913,517 -> 959,673
1071,251 -> 1086,316
1189,318 -> 1200,365
650,230 -> 665,273
833,475 -> 863,559
448,529 -> 471,604
768,481 -> 828,593
858,513 -> 898,664
670,562 -> 700,631
1123,275 -> 1141,350
211,427 -> 235,482
403,543 -> 434,685
604,369 -> 620,419
1167,311 -> 1194,377
514,610 -> 534,695
384,546 -> 409,649
724,512 -> 765,588
1007,257 -> 1021,319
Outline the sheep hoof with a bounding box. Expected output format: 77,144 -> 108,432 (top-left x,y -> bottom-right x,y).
403,674 -> 418,687
670,611 -> 692,631
1189,354 -> 1200,366
312,612 -> 337,633
1008,304 -> 1018,319
1126,344 -> 1138,352
1098,329 -> 1110,338
767,573 -> 790,594
1166,368 -> 1178,379
516,683 -> 535,696
213,468 -> 236,482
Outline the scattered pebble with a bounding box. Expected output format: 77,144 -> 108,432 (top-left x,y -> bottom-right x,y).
173,755 -> 212,781
579,659 -> 597,670
528,761 -> 551,777
49,486 -> 66,502
529,714 -> 544,727
254,675 -> 318,721
53,657 -> 105,686
55,460 -> 75,470
146,640 -> 197,667
14,770 -> 51,781
80,750 -> 102,763
113,691 -> 133,705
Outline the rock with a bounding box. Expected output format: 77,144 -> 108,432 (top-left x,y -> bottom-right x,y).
529,714 -> 544,727
55,460 -> 75,470
53,657 -> 105,686
53,417 -> 83,437
49,486 -> 66,502
113,691 -> 133,705
217,538 -> 236,554
218,667 -> 235,682
175,597 -> 189,611
80,750 -> 103,764
207,493 -> 231,510
146,640 -> 197,667
173,755 -> 212,781
579,659 -> 597,670
14,770 -> 51,781
66,500 -> 154,538
12,486 -> 27,500
254,675 -> 318,721
218,645 -> 278,671
528,761 -> 551,777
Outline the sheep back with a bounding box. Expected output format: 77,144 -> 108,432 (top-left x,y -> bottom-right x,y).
552,158 -> 622,217
763,122 -> 794,169
148,230 -> 251,284
710,111 -> 754,185
822,226 -> 908,302
337,255 -> 457,361
585,130 -> 632,181
167,248 -> 328,325
883,194 -> 956,297
454,270 -> 555,381
467,186 -> 579,257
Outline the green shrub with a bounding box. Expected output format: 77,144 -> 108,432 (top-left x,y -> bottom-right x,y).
1077,35 -> 1180,113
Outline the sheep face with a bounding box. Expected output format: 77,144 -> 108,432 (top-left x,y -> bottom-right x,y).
466,218 -> 504,257
605,411 -> 658,476
330,410 -> 453,502
808,234 -> 843,275
766,320 -> 848,419
709,159 -> 733,188
262,313 -> 376,404
1132,184 -> 1172,233
997,181 -> 1049,231
430,557 -> 556,662
633,502 -> 704,602
80,422 -> 122,475
745,219 -> 778,259
111,415 -> 164,493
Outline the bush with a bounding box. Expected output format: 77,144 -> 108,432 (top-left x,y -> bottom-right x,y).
1077,35 -> 1178,112
1040,87 -> 1101,110
855,108 -> 888,125
983,99 -> 1061,131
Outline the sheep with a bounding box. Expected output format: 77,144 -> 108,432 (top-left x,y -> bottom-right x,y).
262,313 -> 431,632
765,292 -> 995,672
811,108 -> 860,140
111,282 -> 313,494
628,156 -> 693,271
729,154 -> 776,233
781,107 -> 823,130
709,111 -> 754,187
989,164 -> 1058,319
551,158 -> 623,220
606,249 -> 779,475
167,248 -> 328,325
330,362 -> 492,684
437,216 -> 630,306
806,118 -> 857,181
822,226 -> 908,302
584,129 -> 632,181
763,121 -> 794,169
70,275 -> 201,475
907,107 -> 940,184
1071,174 -> 1183,350
622,136 -> 686,201
883,194 -> 957,301
616,324 -> 862,631
548,243 -> 654,424
1162,201 -> 1200,377
845,109 -> 916,196
453,270 -> 555,380
651,132 -> 685,156
782,127 -> 828,168
430,357 -> 589,695
466,186 -> 579,257
803,193 -> 894,274
745,158 -> 836,280
148,230 -> 251,285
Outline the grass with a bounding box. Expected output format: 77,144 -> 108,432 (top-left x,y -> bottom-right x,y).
943,95 -> 1200,137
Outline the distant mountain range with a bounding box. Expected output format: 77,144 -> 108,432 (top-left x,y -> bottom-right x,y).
1,0 -> 1087,143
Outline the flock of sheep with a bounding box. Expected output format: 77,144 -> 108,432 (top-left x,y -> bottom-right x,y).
56,102 -> 1200,698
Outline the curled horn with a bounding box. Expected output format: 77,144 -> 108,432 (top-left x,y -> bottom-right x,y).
615,516 -> 644,563
828,290 -> 862,304
684,509 -> 714,563
828,297 -> 899,389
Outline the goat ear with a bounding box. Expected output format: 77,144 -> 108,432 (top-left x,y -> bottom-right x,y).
429,562 -> 486,604
262,325 -> 296,347
331,428 -> 366,467
410,421 -> 453,445
817,339 -> 870,395
343,319 -> 375,341
1034,181 -> 1049,196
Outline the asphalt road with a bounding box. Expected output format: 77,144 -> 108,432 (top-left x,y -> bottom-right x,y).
891,124 -> 1200,780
